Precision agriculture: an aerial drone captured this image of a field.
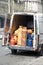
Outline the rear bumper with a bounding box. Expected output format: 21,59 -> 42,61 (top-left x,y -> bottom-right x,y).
8,44 -> 37,51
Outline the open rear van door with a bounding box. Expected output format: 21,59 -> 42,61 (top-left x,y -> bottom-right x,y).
37,14 -> 43,45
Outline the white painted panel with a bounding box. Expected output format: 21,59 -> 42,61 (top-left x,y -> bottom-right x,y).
37,14 -> 43,44
29,0 -> 41,3
38,3 -> 42,13
32,2 -> 38,12
25,1 -> 42,13
20,0 -> 42,3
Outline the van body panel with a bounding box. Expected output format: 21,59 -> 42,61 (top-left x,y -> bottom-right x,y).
37,14 -> 43,44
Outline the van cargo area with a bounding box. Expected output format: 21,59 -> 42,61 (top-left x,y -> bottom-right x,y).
12,15 -> 34,33
8,14 -> 36,52
6,13 -> 43,55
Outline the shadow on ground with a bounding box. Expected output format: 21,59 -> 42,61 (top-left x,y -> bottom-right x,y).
8,51 -> 40,57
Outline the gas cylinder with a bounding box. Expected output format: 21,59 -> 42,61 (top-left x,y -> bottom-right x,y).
10,35 -> 15,45
17,26 -> 23,46
21,27 -> 27,46
27,38 -> 32,47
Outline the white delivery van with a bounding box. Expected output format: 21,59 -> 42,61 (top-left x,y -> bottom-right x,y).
8,12 -> 43,55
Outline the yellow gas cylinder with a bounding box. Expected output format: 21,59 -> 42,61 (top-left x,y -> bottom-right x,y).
17,26 -> 23,46
14,29 -> 18,36
21,27 -> 27,46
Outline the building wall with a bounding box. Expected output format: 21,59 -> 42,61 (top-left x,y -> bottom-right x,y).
0,0 -> 8,14
11,0 -> 43,13
0,0 -> 43,14
10,0 -> 25,13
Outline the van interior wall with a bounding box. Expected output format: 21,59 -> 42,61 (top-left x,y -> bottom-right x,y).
12,15 -> 34,33
5,19 -> 10,33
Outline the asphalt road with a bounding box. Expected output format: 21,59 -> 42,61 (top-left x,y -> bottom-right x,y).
0,40 -> 41,65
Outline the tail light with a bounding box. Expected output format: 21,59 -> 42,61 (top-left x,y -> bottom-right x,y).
8,34 -> 11,42
38,35 -> 39,43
